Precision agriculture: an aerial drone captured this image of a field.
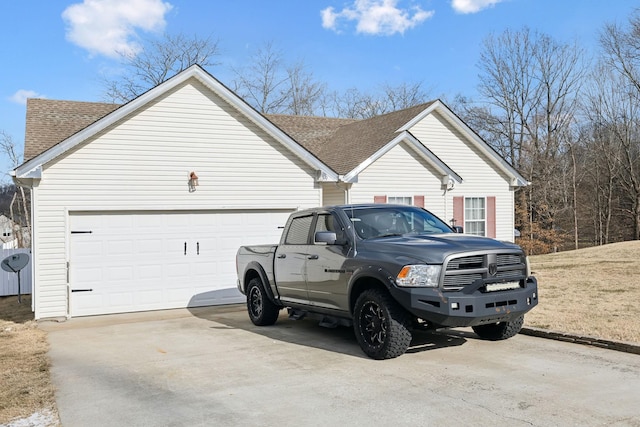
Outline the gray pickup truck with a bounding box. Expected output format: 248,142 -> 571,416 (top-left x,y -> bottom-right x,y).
236,204 -> 538,359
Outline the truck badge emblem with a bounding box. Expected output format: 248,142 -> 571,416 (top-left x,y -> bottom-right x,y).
488,263 -> 498,276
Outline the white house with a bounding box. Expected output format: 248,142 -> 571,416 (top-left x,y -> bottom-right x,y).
13,65 -> 528,320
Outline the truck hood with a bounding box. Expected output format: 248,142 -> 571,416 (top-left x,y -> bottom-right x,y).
360,233 -> 522,265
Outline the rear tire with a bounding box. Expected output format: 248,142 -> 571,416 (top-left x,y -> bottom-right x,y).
472,315 -> 524,340
353,289 -> 412,359
246,278 -> 280,326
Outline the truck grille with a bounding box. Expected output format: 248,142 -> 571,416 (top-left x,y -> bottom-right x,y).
443,252 -> 526,291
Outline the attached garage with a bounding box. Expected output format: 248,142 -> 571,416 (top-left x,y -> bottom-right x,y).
69,210 -> 291,316
15,65 -> 336,319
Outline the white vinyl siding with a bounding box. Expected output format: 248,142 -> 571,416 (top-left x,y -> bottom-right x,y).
31,78 -> 322,319
349,142 -> 445,217
409,112 -> 515,241
322,183 -> 347,206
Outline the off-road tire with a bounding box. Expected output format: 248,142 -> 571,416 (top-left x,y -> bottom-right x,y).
246,278 -> 280,326
353,289 -> 412,359
472,315 -> 524,340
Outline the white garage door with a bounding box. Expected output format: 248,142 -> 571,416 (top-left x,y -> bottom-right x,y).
69,210 -> 291,316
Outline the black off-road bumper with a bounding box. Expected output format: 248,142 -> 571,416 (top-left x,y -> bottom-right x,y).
390,277 -> 538,328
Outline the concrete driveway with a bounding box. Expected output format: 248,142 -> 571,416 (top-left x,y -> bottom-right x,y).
42,305 -> 640,426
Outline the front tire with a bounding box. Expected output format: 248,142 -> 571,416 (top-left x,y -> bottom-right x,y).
472,315 -> 524,340
353,289 -> 412,359
246,278 -> 280,326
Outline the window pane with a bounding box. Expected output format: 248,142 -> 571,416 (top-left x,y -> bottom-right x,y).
315,214 -> 344,241
285,216 -> 313,244
388,196 -> 412,205
464,197 -> 486,236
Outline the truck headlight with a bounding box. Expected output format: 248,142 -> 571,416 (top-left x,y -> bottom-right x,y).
396,265 -> 442,288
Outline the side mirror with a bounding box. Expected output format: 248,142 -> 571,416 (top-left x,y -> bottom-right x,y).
315,231 -> 337,244
452,226 -> 464,234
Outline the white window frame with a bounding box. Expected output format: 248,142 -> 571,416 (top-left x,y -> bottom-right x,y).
464,197 -> 486,237
387,196 -> 413,205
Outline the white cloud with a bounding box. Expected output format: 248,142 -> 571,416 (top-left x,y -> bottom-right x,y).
451,0 -> 504,14
9,90 -> 46,105
62,0 -> 173,58
321,0 -> 434,36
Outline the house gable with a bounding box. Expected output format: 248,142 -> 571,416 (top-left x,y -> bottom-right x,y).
37,78 -> 324,210
348,140 -> 450,218
400,100 -> 528,187
342,131 -> 462,185
15,65 -> 337,183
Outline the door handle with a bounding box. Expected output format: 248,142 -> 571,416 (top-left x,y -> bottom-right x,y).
184,242 -> 187,255
307,254 -> 319,260
277,254 -> 286,259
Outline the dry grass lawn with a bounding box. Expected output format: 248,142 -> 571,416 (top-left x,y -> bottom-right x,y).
525,241 -> 640,343
0,241 -> 638,424
0,295 -> 59,426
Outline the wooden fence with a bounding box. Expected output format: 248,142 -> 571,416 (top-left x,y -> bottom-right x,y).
0,248 -> 32,296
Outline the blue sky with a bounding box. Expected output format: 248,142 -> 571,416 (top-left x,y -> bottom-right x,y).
0,0 -> 635,180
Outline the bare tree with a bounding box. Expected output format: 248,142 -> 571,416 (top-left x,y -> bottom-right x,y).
285,61 -> 326,116
102,33 -> 221,103
1,131 -> 30,247
232,42 -> 327,116
326,81 -> 431,119
232,42 -> 289,114
470,27 -> 586,250
599,11 -> 640,240
380,81 -> 432,112
476,28 -> 541,169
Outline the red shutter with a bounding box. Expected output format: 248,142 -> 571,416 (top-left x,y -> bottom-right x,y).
374,195 -> 387,204
487,196 -> 496,238
453,196 -> 464,229
414,195 -> 425,208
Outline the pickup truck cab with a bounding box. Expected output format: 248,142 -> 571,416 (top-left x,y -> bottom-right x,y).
237,204 -> 538,359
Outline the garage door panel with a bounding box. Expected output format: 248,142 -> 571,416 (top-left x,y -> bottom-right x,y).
106,265 -> 134,281
138,264 -> 163,279
70,210 -> 291,316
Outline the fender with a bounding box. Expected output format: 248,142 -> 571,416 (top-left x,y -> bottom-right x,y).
243,261 -> 280,306
346,264 -> 398,311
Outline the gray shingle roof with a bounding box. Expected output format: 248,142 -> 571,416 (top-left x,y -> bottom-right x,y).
23,98 -> 435,175
313,102 -> 435,174
24,99 -> 120,161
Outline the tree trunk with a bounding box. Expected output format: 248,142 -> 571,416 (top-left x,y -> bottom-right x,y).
19,186 -> 30,247
570,144 -> 579,250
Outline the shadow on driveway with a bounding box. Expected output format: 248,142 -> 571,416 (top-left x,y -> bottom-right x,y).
188,305 -> 467,359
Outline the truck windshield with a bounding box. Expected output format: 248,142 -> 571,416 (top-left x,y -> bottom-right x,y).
345,206 -> 453,239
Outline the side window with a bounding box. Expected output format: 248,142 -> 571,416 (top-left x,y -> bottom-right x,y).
387,196 -> 412,205
284,216 -> 313,244
314,214 -> 344,242
465,197 -> 486,236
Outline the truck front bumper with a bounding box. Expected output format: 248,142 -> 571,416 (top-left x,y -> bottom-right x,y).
390,277 -> 538,327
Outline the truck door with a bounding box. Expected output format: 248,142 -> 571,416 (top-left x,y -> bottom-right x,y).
273,214 -> 313,305
305,213 -> 351,311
